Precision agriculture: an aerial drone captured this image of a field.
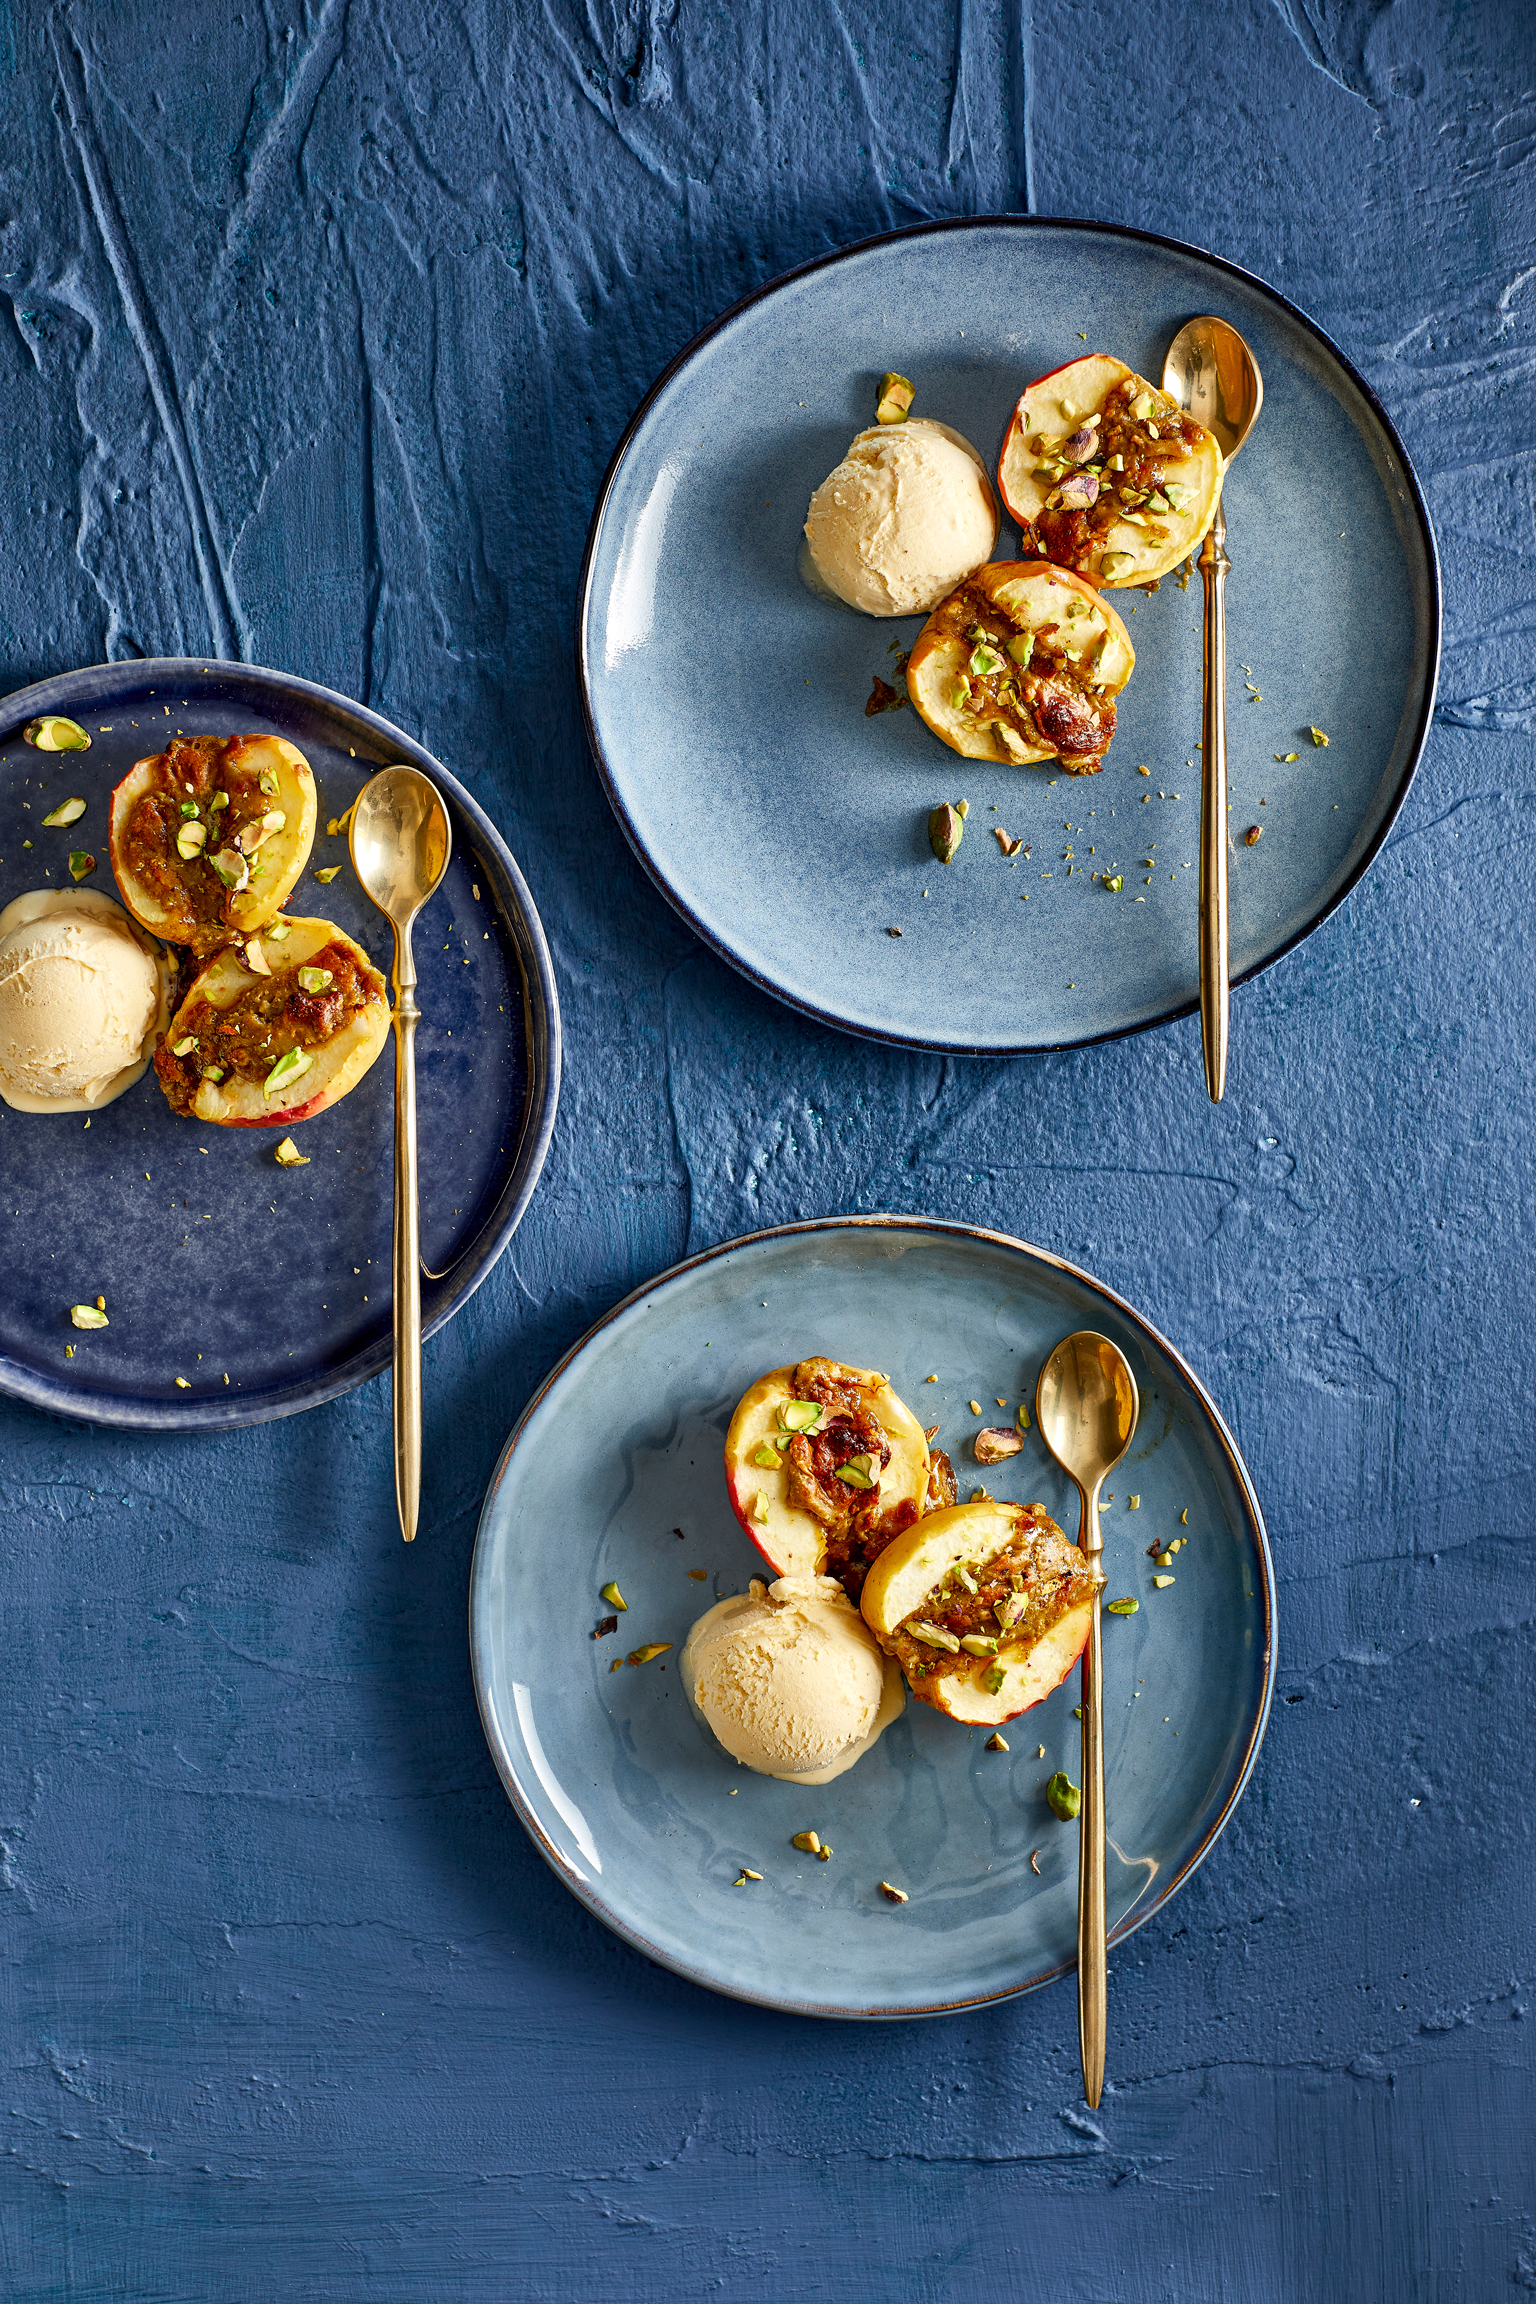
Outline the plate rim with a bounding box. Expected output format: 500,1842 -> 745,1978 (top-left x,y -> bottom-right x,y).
0,655 -> 563,1432
577,212 -> 1443,1056
468,1212 -> 1278,2020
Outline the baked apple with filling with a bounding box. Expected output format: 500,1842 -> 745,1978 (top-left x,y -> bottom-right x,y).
905,561 -> 1134,772
110,734 -> 317,954
153,915 -> 389,1127
860,1498 -> 1102,1724
724,1357 -> 955,1597
998,354 -> 1223,588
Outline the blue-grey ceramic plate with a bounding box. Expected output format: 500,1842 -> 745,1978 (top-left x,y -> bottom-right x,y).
470,1217 -> 1275,2018
0,659 -> 560,1429
580,218 -> 1439,1054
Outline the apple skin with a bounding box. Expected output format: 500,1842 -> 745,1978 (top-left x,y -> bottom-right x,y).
905,561 -> 1134,767
998,352 -> 1223,588
723,1362 -> 930,1579
109,735 -> 318,953
860,1498 -> 1100,1725
155,915 -> 389,1128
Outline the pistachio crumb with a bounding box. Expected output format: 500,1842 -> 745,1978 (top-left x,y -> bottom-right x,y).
878,1880 -> 909,1904
600,1582 -> 627,1610
985,1732 -> 1009,1752
1152,1573 -> 1176,1588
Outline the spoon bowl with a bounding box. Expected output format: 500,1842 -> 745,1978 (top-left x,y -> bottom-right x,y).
350,766 -> 453,1542
1162,315 -> 1263,465
1036,1329 -> 1139,2112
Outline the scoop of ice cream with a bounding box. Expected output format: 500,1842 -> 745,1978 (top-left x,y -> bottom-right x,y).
680,1574 -> 904,1785
0,889 -> 168,1114
803,418 -> 998,617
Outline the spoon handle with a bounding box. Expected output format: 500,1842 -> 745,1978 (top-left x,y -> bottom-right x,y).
1198,500 -> 1231,1103
1077,1481 -> 1107,2109
391,925 -> 422,1543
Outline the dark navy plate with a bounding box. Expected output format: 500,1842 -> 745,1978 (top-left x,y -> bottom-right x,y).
470,1218 -> 1275,2019
580,218 -> 1440,1053
0,659 -> 559,1429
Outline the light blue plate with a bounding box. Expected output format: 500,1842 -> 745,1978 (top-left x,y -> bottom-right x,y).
580,219 -> 1439,1053
470,1218 -> 1275,2018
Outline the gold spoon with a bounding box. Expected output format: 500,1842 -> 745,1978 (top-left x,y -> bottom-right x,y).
1036,1329 -> 1140,2110
350,766 -> 452,1543
1162,317 -> 1264,1103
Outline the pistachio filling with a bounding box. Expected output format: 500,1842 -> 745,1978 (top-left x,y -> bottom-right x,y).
121,736 -> 292,938
928,578 -> 1120,774
1024,375 -> 1206,581
888,1505 -> 1101,1687
153,939 -> 381,1117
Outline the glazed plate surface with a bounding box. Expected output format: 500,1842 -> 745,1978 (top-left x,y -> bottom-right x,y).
0,659 -> 559,1429
471,1218 -> 1275,2018
580,218 -> 1439,1052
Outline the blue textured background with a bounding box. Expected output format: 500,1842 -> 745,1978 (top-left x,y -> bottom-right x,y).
1,2 -> 1531,2296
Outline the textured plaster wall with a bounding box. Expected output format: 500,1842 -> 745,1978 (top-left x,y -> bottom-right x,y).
1,1 -> 1533,2298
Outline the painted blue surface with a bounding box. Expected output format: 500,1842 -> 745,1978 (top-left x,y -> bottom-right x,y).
0,659 -> 559,1426
1,1 -> 1532,2298
472,1218 -> 1274,2016
583,220 -> 1438,1050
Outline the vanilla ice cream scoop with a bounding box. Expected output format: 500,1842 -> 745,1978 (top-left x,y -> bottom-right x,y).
0,888 -> 169,1114
803,418 -> 998,617
680,1574 -> 904,1785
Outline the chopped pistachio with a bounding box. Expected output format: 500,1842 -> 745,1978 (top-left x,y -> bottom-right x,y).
1105,1596 -> 1139,1616
835,1453 -> 876,1490
243,937 -> 272,977
265,919 -> 292,942
627,1642 -> 671,1665
1015,1402 -> 1031,1431
174,1376 -> 191,1390
201,1065 -> 225,1083
1152,1573 -> 1176,1588
928,802 -> 963,864
967,1487 -> 991,1505
1245,824 -> 1262,845
24,715 -> 91,752
955,1565 -> 978,1594
959,1634 -> 998,1657
779,1398 -> 824,1434
296,965 -> 334,994
1128,1494 -> 1140,1509
1100,550 -> 1136,579
41,796 -> 87,827
749,1493 -> 769,1526
176,821 -> 209,866
69,1303 -> 108,1329
791,1830 -> 822,1854
974,1425 -> 1022,1464
751,1443 -> 780,1469
171,1035 -> 197,1057
67,850 -> 96,881
878,1880 -> 909,1904
599,1582 -> 627,1610
969,642 -> 1005,679
1046,1771 -> 1081,1822
314,865 -> 342,883
209,790 -> 229,811
1309,726 -> 1329,746
981,1664 -> 1006,1695
1102,874 -> 1124,892
262,1047 -> 313,1100
985,1732 -> 1009,1752
258,764 -> 281,797
1180,1509 -> 1189,1524
875,371 -> 915,424
909,1620 -> 961,1653
274,1137 -> 310,1168
210,846 -> 249,891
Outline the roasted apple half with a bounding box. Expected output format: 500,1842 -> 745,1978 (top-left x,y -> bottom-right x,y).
860,1498 -> 1102,1724
905,561 -> 1134,772
997,353 -> 1223,589
153,916 -> 389,1127
110,734 -> 317,954
724,1357 -> 948,1594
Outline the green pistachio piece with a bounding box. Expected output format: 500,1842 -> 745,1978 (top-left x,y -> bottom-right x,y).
42,797 -> 87,827
69,1303 -> 108,1329
1310,726 -> 1329,746
296,966 -> 334,995
1047,1771 -> 1081,1822
67,850 -> 96,881
171,1035 -> 197,1057
274,1137 -> 311,1167
981,1663 -> 1006,1695
875,371 -> 915,424
262,1048 -> 313,1100
627,1642 -> 671,1665
778,1398 -> 824,1433
928,802 -> 963,865
24,715 -> 91,752
200,1064 -> 226,1083
176,820 -> 207,860
599,1582 -> 627,1610
1105,1596 -> 1139,1616
791,1830 -> 822,1854
1102,874 -> 1124,892
1006,633 -> 1034,667
265,920 -> 292,942
314,866 -> 341,883
959,1634 -> 998,1657
835,1453 -> 876,1490
751,1443 -> 780,1469
258,765 -> 281,797
908,1620 -> 961,1652
210,846 -> 249,891
209,790 -> 229,811
968,643 -> 1005,679
1099,550 -> 1136,580
178,799 -> 200,819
